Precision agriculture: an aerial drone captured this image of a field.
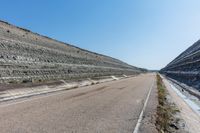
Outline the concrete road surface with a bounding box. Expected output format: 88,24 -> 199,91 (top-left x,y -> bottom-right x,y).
0,73 -> 156,133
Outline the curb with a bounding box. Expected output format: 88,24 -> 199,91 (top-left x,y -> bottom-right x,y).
0,75 -> 129,102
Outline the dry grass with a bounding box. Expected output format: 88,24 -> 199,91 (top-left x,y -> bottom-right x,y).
156,74 -> 180,133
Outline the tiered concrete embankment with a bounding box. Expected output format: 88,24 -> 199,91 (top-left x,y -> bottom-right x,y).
0,20 -> 144,84
161,40 -> 200,90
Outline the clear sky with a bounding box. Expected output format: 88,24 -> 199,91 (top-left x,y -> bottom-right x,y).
0,0 -> 200,70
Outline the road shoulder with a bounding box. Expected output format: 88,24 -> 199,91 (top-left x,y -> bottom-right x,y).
162,76 -> 200,133
139,78 -> 158,133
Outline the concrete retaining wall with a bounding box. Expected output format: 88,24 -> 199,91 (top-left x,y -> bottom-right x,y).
161,40 -> 200,90
0,20 -> 143,84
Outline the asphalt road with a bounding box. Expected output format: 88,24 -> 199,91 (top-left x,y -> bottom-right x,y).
0,73 -> 156,133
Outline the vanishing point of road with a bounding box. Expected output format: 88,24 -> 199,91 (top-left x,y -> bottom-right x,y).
0,73 -> 157,133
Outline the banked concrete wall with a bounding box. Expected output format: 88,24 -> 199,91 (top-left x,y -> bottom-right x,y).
0,20 -> 143,83
161,40 -> 200,90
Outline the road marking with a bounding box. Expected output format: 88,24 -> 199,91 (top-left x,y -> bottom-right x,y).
133,80 -> 154,133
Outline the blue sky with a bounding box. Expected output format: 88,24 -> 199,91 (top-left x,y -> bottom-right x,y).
1,0 -> 200,70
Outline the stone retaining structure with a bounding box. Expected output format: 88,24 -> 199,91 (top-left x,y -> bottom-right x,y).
161,40 -> 200,90
0,20 -> 143,84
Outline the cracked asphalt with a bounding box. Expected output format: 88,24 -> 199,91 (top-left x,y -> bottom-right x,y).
0,73 -> 156,133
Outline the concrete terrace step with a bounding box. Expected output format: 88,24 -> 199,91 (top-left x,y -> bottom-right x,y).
0,75 -> 129,102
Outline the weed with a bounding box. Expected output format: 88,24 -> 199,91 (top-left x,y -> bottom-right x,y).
156,74 -> 180,133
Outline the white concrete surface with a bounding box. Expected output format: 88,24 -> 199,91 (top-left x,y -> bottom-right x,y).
161,76 -> 200,133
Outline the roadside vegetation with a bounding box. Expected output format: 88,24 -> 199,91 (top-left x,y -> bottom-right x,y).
156,74 -> 181,133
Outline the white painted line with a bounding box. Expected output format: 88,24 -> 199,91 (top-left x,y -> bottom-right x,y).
133,80 -> 154,133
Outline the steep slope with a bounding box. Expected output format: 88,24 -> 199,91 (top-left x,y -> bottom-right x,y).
0,20 -> 143,83
161,40 -> 200,90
